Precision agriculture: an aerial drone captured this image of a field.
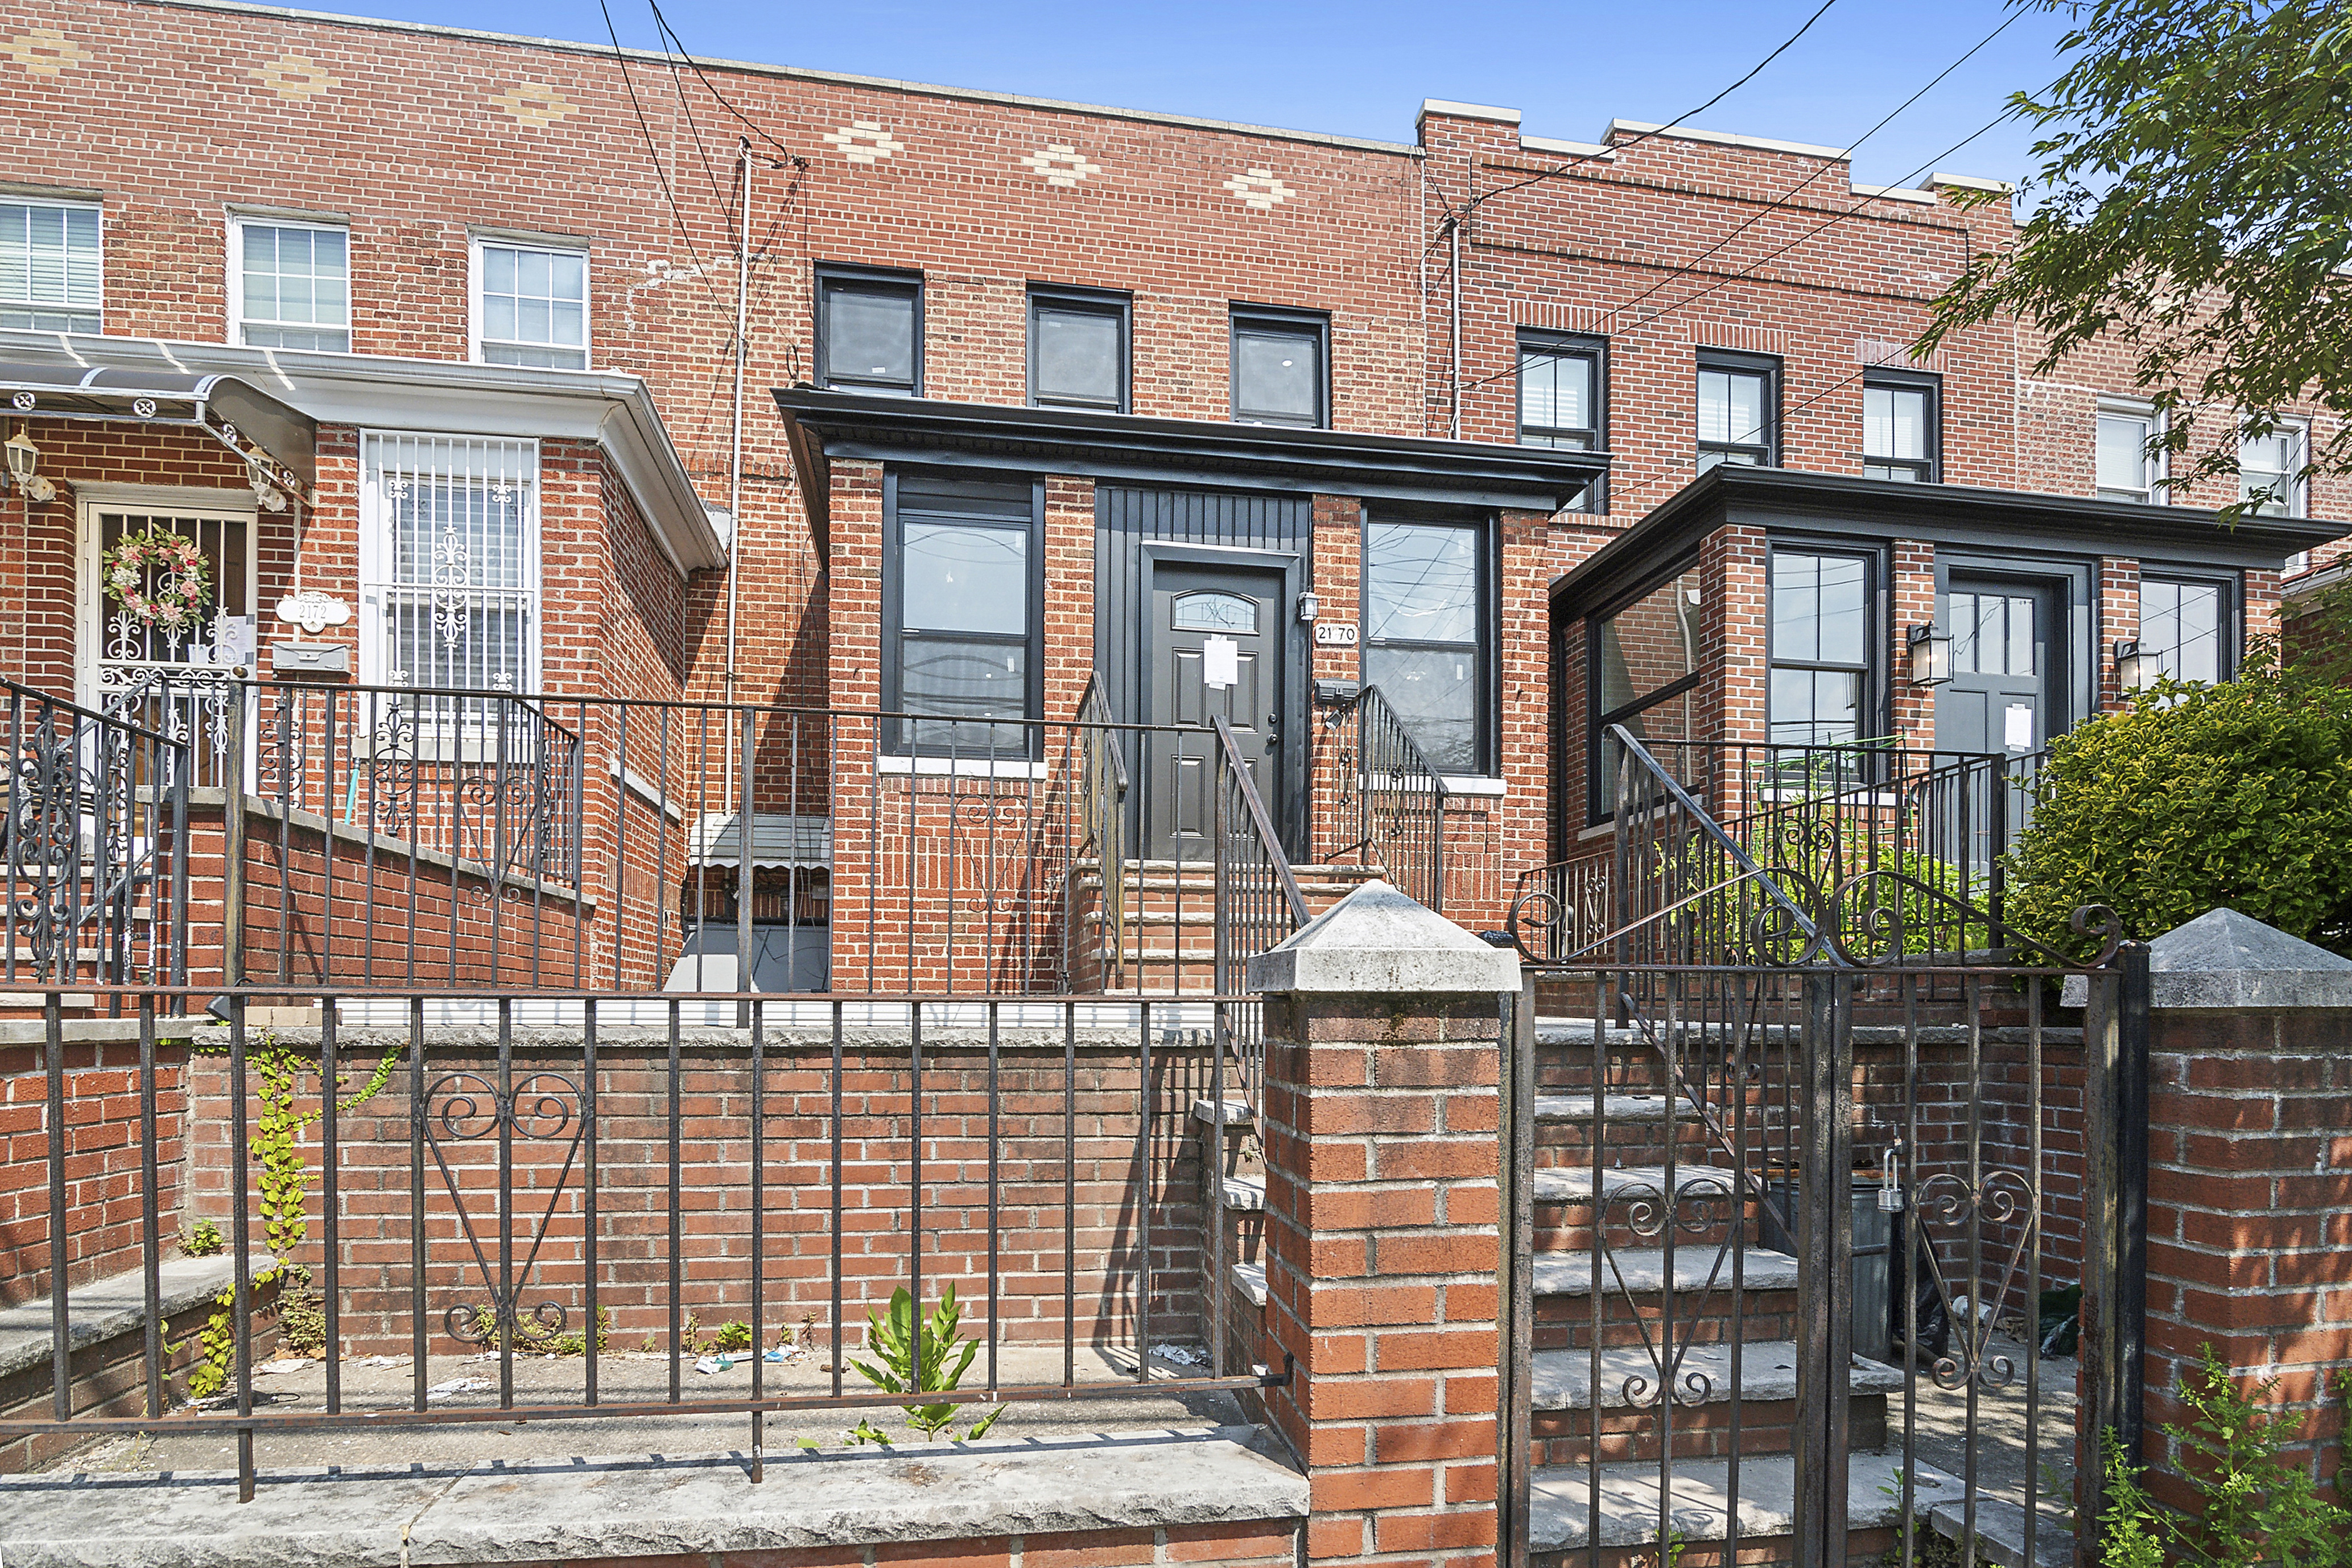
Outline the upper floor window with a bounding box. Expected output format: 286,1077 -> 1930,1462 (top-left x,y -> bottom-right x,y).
0,198 -> 100,333
2096,402 -> 2164,503
2140,576 -> 2229,686
1231,306 -> 1327,428
1769,548 -> 1872,747
1363,517 -> 1488,775
1864,373 -> 1938,482
2239,421 -> 2306,517
1028,286 -> 1129,413
233,218 -> 350,352
1698,353 -> 1778,471
817,266 -> 922,395
886,472 -> 1042,756
358,432 -> 539,695
1518,332 -> 1604,450
473,240 -> 588,370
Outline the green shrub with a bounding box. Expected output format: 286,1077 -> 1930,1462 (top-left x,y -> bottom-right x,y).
2006,661 -> 2352,959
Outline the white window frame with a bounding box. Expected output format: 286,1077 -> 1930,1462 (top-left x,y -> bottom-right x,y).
229,214 -> 352,352
2238,416 -> 2308,518
2096,399 -> 2167,504
0,195 -> 104,334
356,431 -> 543,699
468,236 -> 591,370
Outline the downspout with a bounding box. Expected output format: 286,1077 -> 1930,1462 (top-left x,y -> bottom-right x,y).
726,135 -> 751,738
1449,217 -> 1463,441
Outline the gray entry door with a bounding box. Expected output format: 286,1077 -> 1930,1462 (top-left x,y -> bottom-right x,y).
1147,563 -> 1285,861
1934,576 -> 2058,757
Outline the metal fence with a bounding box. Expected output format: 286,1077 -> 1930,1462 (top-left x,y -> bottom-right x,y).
1323,684 -> 1450,913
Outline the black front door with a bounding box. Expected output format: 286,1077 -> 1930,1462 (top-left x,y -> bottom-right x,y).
1146,563 -> 1285,860
1935,576 -> 2061,757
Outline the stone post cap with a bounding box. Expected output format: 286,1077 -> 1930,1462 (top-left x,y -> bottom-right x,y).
1245,879 -> 1520,996
2060,906 -> 2352,1009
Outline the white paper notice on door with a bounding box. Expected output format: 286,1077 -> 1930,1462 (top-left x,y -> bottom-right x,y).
2004,703 -> 2035,752
1202,634 -> 1239,691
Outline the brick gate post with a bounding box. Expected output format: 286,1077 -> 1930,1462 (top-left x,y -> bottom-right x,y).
1247,880 -> 1521,1566
2131,909 -> 2352,1508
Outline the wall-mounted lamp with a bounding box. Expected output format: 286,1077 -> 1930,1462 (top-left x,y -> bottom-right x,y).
3,427 -> 56,504
2113,638 -> 2144,692
1295,591 -> 1319,624
1907,623 -> 1953,687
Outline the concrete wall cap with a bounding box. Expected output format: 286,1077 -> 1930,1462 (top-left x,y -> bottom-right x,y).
2061,907 -> 2352,1009
1246,879 -> 1519,995
1420,99 -> 1522,126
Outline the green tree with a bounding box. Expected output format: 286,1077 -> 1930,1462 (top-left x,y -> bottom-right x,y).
1918,0 -> 2352,519
2006,658 -> 2352,956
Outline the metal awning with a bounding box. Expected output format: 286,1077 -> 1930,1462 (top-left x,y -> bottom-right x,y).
0,362 -> 317,498
686,812 -> 833,869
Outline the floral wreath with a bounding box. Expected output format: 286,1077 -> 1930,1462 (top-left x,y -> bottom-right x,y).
104,527 -> 212,634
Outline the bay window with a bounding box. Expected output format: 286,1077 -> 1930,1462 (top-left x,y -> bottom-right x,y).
359,434 -> 539,696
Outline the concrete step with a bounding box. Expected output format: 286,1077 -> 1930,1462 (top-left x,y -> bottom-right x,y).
1535,1093 -> 1699,1124
1231,1261 -> 1268,1308
1220,1174 -> 1265,1212
1533,1247 -> 1799,1299
1530,1450 -> 1964,1555
1193,1099 -> 1253,1128
1534,1163 -> 1743,1204
1532,1341 -> 1901,1412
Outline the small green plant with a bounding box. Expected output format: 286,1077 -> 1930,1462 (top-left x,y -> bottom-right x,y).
844,1417 -> 894,1447
709,1319 -> 753,1353
277,1268 -> 326,1358
849,1285 -> 1003,1443
179,1219 -> 224,1258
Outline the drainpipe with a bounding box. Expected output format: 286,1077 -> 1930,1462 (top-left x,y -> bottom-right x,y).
728,137 -> 754,1016
1449,216 -> 1463,441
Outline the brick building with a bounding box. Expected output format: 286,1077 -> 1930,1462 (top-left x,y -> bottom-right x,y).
0,0 -> 2341,989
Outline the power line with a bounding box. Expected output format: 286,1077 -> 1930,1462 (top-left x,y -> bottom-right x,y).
642,0 -> 807,167
597,0 -> 722,295
647,0 -> 733,216
1428,0 -> 1841,253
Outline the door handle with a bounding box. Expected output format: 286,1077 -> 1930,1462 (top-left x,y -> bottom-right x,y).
1265,731 -> 1279,748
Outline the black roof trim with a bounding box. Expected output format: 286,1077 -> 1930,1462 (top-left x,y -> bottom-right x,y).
771,387 -> 1607,551
1550,465 -> 2347,619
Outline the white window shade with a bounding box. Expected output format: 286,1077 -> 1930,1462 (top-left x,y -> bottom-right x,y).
1,200 -> 101,333
359,434 -> 539,695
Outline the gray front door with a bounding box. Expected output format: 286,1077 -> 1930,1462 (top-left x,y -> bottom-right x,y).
1935,576 -> 2059,757
1146,563 -> 1285,860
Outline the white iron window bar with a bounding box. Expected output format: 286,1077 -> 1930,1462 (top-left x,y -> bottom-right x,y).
360,434 -> 539,705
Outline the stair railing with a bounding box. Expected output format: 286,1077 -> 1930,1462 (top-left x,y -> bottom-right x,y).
1210,713 -> 1310,1115
1344,685 -> 1451,913
1073,672 -> 1130,991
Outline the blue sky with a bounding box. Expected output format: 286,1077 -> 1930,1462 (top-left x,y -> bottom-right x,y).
305,0 -> 2077,190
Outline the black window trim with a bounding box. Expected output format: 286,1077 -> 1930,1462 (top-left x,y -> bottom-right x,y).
1765,538 -> 1888,752
1360,506 -> 1499,778
880,467 -> 1046,760
1582,554 -> 1703,826
1518,329 -> 1608,510
815,261 -> 925,397
1697,348 -> 1781,470
1862,366 -> 1942,484
2136,565 -> 2241,686
1026,282 -> 1132,415
1229,302 -> 1331,430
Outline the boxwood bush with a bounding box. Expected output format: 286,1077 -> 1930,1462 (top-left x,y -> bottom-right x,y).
2007,658 -> 2352,958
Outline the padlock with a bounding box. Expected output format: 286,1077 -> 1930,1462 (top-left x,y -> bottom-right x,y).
1878,1146 -> 1904,1212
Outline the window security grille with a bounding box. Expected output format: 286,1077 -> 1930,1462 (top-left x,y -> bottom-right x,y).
360,434 -> 539,696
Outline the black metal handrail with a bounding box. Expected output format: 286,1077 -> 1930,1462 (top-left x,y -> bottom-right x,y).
1342,684 -> 1450,913
1208,714 -> 1309,1119
1074,672 -> 1130,992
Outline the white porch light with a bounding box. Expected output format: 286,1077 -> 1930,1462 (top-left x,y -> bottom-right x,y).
3,427 -> 56,504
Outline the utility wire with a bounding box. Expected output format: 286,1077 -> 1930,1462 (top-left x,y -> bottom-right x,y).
1427,0 -> 1841,251
643,0 -> 808,168
648,0 -> 735,217
598,0 -> 723,295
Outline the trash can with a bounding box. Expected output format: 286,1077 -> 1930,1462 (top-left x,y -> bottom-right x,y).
1759,1175 -> 1892,1364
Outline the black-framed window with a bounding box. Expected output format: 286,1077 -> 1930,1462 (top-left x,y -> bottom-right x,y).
1231,305 -> 1328,428
816,265 -> 922,395
1028,285 -> 1129,412
1698,351 -> 1778,471
884,472 -> 1042,755
1519,332 -> 1604,449
2140,574 -> 2233,686
1363,516 -> 1489,774
1587,563 -> 1704,818
1864,370 -> 1938,483
1769,548 -> 1874,746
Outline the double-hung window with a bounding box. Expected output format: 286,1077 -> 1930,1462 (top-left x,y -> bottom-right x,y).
1518,332 -> 1604,449
358,434 -> 540,697
2140,576 -> 2229,686
1864,372 -> 1938,482
817,266 -> 922,395
1698,352 -> 1777,470
2239,421 -> 2306,517
2096,402 -> 2164,502
473,239 -> 588,369
1769,549 -> 1873,746
233,218 -> 350,352
1589,565 -> 1704,815
1363,518 -> 1488,775
1231,306 -> 1327,428
1,197 -> 101,333
886,472 -> 1042,757
1028,286 -> 1129,412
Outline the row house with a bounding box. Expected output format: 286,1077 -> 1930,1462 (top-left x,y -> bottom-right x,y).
0,0 -> 2340,1004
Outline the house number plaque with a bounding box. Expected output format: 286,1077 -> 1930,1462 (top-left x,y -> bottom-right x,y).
1313,622 -> 1359,647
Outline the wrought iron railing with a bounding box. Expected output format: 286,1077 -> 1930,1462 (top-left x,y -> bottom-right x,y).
1073,673 -> 1130,992
1210,713 -> 1311,1115
3,680 -> 190,989
1326,684 -> 1450,912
